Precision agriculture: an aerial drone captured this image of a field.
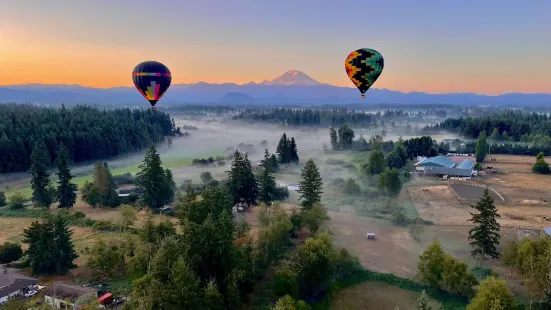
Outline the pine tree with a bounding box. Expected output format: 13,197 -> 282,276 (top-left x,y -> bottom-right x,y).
259,149 -> 277,205
30,140 -> 54,208
136,145 -> 169,209
532,152 -> 550,174
0,192 -> 6,207
55,143 -> 77,209
164,168 -> 176,204
227,150 -> 259,208
289,137 -> 299,164
329,127 -> 338,150
416,290 -> 432,310
468,189 -> 501,259
276,133 -> 290,164
102,163 -> 119,207
23,214 -> 78,274
297,159 -> 323,210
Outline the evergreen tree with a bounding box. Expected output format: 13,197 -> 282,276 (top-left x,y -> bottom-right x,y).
164,168 -> 176,204
23,214 -> 78,274
297,159 -> 323,210
55,143 -> 77,209
468,189 -> 501,259
329,127 -> 338,150
136,145 -> 170,209
0,192 -> 6,207
227,150 -> 259,208
290,138 -> 299,164
475,130 -> 488,163
416,290 -> 432,310
268,154 -> 280,172
276,133 -> 291,164
259,149 -> 278,205
532,152 -> 551,174
29,140 -> 54,208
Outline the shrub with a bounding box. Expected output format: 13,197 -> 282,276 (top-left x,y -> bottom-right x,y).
0,242 -> 23,265
0,192 -> 6,207
342,178 -> 361,195
8,192 -> 26,210
112,172 -> 134,185
272,268 -> 299,299
471,266 -> 495,280
92,220 -> 120,232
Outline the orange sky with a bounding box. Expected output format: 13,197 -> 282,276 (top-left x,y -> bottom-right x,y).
1,1 -> 551,95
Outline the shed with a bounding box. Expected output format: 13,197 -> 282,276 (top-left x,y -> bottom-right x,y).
414,156 -> 456,168
366,233 -> 376,240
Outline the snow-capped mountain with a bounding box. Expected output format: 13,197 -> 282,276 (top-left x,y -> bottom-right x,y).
261,70 -> 321,86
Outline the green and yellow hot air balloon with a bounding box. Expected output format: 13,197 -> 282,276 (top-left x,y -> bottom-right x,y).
345,48 -> 384,98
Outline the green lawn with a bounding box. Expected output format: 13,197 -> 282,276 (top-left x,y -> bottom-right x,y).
4,152 -> 226,200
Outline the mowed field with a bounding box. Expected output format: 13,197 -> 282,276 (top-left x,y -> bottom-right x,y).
330,282 -> 440,310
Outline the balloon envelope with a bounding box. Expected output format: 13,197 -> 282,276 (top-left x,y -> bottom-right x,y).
345,48 -> 384,98
132,61 -> 172,107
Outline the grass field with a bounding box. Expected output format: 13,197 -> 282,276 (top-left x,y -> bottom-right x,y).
2,153 -> 225,200
330,281 -> 440,310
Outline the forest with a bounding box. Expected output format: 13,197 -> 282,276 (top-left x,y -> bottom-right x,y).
0,104 -> 175,173
428,110 -> 551,142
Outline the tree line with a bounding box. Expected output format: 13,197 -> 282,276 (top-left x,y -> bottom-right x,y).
233,107 -> 423,127
427,110 -> 551,144
0,103 -> 176,173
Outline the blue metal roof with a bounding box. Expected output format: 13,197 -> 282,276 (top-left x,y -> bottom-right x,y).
544,227 -> 551,236
415,156 -> 455,168
456,159 -> 475,170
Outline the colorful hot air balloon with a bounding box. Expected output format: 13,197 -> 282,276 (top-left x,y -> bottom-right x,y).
345,48 -> 384,98
132,61 -> 172,111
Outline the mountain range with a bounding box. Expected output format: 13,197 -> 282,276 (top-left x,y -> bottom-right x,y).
1,70 -> 551,106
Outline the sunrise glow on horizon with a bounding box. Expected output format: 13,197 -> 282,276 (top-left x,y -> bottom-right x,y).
1,1 -> 550,95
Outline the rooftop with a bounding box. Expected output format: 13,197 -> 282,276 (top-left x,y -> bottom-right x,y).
544,227 -> 551,236
456,159 -> 475,170
415,156 -> 456,168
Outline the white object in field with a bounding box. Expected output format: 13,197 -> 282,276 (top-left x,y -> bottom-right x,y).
367,233 -> 376,240
287,185 -> 300,191
442,175 -> 448,180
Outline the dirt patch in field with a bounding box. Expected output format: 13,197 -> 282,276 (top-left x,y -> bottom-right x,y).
450,183 -> 504,202
330,281 -> 440,310
328,211 -> 479,278
408,184 -> 551,227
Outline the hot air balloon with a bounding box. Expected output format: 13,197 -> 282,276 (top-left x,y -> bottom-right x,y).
345,48 -> 384,98
132,61 -> 172,111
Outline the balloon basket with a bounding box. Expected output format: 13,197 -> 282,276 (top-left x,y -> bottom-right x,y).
151,107 -> 156,112
361,94 -> 366,98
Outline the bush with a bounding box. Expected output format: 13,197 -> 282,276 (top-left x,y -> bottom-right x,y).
272,268 -> 299,299
92,220 -> 121,232
112,172 -> 135,185
391,207 -> 408,226
8,192 -> 26,210
471,266 -> 495,280
218,161 -> 226,166
342,178 -> 361,195
0,192 -> 6,207
0,242 -> 23,265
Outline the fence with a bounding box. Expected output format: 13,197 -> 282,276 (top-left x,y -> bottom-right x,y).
431,221 -> 542,231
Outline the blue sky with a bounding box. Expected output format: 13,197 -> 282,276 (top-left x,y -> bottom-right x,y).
1,0 -> 550,94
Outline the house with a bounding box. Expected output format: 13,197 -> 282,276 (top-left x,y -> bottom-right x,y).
423,166 -> 474,178
414,156 -> 456,168
44,283 -> 98,310
0,269 -> 39,305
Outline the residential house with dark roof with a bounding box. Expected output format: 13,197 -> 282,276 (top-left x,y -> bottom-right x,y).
0,269 -> 39,305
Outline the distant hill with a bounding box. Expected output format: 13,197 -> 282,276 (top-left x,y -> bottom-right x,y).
1,70 -> 551,106
219,92 -> 256,104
